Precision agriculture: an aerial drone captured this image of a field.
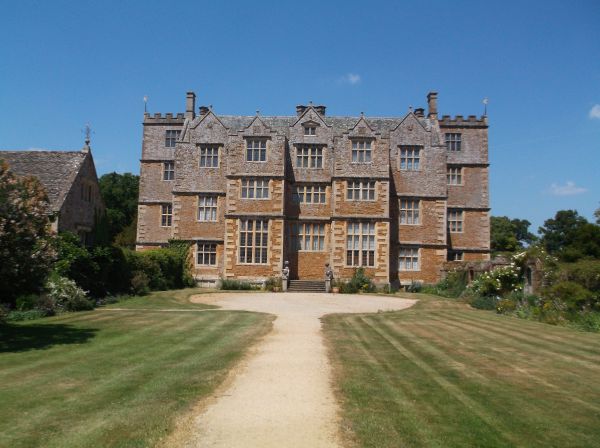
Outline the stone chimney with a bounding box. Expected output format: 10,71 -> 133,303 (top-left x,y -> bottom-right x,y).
186,91 -> 196,119
198,105 -> 210,116
315,105 -> 326,116
427,91 -> 438,119
296,105 -> 307,117
414,107 -> 425,118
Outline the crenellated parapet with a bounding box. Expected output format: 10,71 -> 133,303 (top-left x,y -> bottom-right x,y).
438,114 -> 488,128
143,112 -> 186,124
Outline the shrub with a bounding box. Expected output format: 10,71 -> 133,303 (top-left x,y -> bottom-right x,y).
46,275 -> 94,312
569,312 -> 600,332
0,304 -> 8,324
220,279 -> 255,290
7,309 -> 47,321
469,295 -> 498,310
406,281 -> 422,293
496,298 -> 517,314
546,281 -> 594,312
264,277 -> 282,291
15,293 -> 40,311
558,260 -> 600,293
338,268 -> 375,294
435,270 -> 468,298
130,271 -> 150,296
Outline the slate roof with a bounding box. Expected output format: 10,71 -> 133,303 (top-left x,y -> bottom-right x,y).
217,115 -> 431,136
0,150 -> 87,212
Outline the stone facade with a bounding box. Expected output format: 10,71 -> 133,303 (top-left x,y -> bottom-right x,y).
136,92 -> 490,286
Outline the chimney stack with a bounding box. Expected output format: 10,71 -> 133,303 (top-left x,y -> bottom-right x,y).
186,91 -> 196,119
315,105 -> 326,116
427,91 -> 438,119
296,105 -> 307,116
198,105 -> 210,116
414,107 -> 425,118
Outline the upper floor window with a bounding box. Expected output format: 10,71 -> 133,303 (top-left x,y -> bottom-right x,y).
447,251 -> 464,261
346,222 -> 375,267
304,126 -> 316,136
447,166 -> 463,185
352,140 -> 372,163
399,246 -> 419,271
448,209 -> 464,233
246,139 -> 267,162
290,222 -> 325,251
400,146 -> 421,170
198,196 -> 218,221
241,178 -> 269,199
163,161 -> 175,180
293,185 -> 326,204
239,219 -> 268,264
296,145 -> 323,168
200,146 -> 219,167
197,242 -> 217,266
347,180 -> 375,201
160,203 -> 172,227
165,130 -> 181,148
399,199 -> 420,225
445,133 -> 462,151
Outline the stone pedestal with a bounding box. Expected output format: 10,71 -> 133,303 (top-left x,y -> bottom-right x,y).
282,278 -> 288,292
325,279 -> 331,293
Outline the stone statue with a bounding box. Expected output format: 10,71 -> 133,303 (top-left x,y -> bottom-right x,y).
325,263 -> 334,281
282,261 -> 290,281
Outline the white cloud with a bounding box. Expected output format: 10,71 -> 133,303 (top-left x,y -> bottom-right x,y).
549,181 -> 588,196
590,104 -> 600,120
339,73 -> 361,85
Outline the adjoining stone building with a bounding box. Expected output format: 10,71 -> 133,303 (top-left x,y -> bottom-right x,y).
136,91 -> 490,286
1,140 -> 104,244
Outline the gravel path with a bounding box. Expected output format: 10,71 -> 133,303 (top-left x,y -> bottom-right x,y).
167,292 -> 416,448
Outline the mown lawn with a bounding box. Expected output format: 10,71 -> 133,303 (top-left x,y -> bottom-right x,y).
323,294 -> 600,448
0,289 -> 273,448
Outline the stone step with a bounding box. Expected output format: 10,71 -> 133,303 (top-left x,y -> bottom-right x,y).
287,280 -> 327,292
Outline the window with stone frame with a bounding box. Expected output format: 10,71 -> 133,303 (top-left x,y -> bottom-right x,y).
296,145 -> 323,168
346,221 -> 375,267
160,203 -> 172,227
351,140 -> 372,163
347,180 -> 375,201
445,133 -> 462,151
241,178 -> 269,199
239,219 -> 268,264
197,195 -> 218,221
246,139 -> 267,162
290,222 -> 325,251
165,130 -> 181,148
400,146 -> 421,170
447,250 -> 464,261
399,246 -> 420,271
292,185 -> 326,204
200,145 -> 219,167
304,126 -> 316,136
196,242 -> 217,266
399,199 -> 420,225
447,166 -> 463,185
163,161 -> 175,180
448,209 -> 464,232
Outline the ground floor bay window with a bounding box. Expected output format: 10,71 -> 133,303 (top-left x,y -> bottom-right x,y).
239,219 -> 268,264
346,221 -> 375,267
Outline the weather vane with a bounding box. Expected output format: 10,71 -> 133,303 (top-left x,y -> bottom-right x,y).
143,95 -> 149,113
483,97 -> 489,116
82,122 -> 94,145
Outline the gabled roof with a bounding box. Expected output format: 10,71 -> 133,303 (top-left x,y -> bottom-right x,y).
0,150 -> 87,212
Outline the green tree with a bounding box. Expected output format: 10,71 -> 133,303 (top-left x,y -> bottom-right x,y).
539,210 -> 600,261
0,160 -> 55,306
594,204 -> 600,225
98,172 -> 139,246
491,216 -> 536,253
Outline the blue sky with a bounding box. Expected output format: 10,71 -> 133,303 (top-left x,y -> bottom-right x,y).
1,0 -> 599,232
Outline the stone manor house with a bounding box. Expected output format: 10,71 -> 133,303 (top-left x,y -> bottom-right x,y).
136,91 -> 490,286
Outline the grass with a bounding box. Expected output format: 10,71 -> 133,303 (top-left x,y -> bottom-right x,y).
323,293 -> 600,448
102,287 -> 218,310
0,288 -> 274,448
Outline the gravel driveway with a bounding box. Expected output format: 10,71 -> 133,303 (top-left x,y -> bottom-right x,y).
169,292 -> 416,448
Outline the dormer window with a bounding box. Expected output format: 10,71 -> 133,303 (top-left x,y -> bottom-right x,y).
246,139 -> 267,162
304,126 -> 316,136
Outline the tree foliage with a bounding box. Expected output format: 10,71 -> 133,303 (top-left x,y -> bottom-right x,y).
490,216 -> 536,253
98,172 -> 139,246
0,160 -> 55,305
539,210 -> 600,261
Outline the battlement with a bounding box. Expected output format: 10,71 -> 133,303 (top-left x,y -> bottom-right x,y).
143,112 -> 186,124
439,114 -> 488,128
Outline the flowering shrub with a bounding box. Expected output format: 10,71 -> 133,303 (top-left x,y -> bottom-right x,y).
468,262 -> 523,297
46,275 -> 94,311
